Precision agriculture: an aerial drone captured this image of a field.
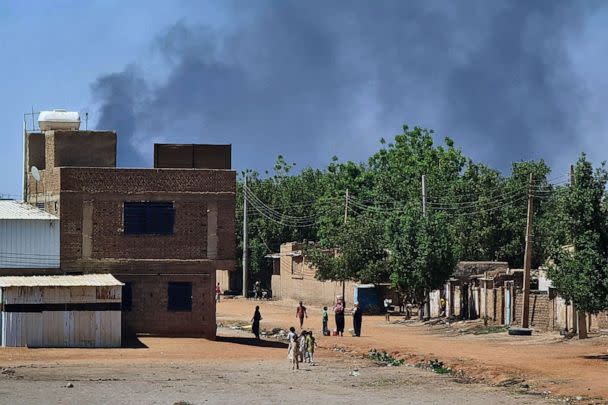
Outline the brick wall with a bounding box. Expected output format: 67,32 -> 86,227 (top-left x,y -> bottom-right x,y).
54,168 -> 235,263
60,167 -> 235,194
118,271 -> 216,338
53,167 -> 233,337
513,291 -> 552,331
27,133 -> 45,170
45,131 -> 116,168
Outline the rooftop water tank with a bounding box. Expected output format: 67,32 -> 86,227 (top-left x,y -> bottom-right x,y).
38,109 -> 80,131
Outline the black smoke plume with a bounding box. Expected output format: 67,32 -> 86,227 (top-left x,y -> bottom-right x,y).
91,1 -> 596,171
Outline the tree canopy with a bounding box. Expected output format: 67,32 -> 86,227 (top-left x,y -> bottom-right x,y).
547,154 -> 608,314
237,125 -> 602,310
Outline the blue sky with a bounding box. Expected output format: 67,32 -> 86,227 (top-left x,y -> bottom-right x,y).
2,1 -> 608,198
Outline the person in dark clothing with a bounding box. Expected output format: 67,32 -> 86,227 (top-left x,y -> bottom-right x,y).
296,301 -> 308,328
251,306 -> 262,339
353,302 -> 363,337
334,299 -> 345,336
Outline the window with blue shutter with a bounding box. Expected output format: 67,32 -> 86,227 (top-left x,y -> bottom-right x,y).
123,202 -> 175,235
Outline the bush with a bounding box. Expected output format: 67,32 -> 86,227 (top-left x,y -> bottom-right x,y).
368,349 -> 404,366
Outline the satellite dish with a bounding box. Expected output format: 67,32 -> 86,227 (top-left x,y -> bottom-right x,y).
31,166 -> 40,181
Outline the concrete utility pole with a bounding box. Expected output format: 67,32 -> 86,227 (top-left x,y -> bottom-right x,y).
242,175 -> 248,298
422,175 -> 430,321
342,189 -> 349,306
521,173 -> 534,329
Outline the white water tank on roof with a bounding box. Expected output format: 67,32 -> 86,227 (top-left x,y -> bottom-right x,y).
38,109 -> 80,131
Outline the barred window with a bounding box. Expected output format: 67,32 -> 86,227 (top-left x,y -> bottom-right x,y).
123,202 -> 174,235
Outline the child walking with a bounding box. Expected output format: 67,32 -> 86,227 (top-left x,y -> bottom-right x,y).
299,331 -> 308,363
306,331 -> 316,364
287,327 -> 299,370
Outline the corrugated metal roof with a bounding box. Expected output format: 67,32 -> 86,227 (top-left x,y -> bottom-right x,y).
0,274 -> 123,288
0,200 -> 58,220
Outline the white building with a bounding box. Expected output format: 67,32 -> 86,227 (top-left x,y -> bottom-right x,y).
0,274 -> 123,347
0,200 -> 59,269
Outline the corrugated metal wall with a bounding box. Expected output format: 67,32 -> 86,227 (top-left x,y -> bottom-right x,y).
0,219 -> 59,268
0,285 -> 121,347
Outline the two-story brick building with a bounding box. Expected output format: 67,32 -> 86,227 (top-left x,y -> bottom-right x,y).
24,129 -> 235,338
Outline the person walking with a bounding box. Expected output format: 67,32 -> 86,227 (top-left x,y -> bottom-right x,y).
334,299 -> 345,336
254,280 -> 262,300
383,298 -> 391,323
322,306 -> 329,335
299,331 -> 308,363
215,283 -> 221,303
353,302 -> 363,337
251,305 -> 262,340
306,331 -> 316,364
287,327 -> 299,370
296,301 -> 308,328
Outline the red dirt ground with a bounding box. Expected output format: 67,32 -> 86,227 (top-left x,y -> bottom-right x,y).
218,298 -> 608,400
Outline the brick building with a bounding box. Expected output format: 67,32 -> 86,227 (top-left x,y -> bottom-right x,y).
270,242 -> 356,307
24,130 -> 235,338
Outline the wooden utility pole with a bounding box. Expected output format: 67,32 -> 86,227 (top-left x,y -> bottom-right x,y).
342,189 -> 349,306
521,173 -> 534,329
242,176 -> 248,298
569,165 -> 588,339
422,175 -> 430,320
344,189 -> 349,224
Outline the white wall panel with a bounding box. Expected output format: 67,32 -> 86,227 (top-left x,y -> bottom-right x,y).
0,219 -> 59,268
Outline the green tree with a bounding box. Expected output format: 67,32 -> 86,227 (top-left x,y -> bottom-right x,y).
387,206 -> 457,307
305,213 -> 389,286
548,154 -> 608,317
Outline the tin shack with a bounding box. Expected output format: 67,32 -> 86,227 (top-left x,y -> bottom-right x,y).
0,274 -> 123,347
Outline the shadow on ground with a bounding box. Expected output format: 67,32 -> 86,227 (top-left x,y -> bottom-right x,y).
122,336 -> 149,349
582,354 -> 608,362
216,336 -> 288,349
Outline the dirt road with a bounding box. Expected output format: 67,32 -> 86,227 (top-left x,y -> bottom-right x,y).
0,297 -> 603,404
218,298 -> 608,401
0,327 -> 548,405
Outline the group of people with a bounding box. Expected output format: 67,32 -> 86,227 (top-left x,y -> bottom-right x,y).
249,299 -> 365,370
287,327 -> 316,370
298,299 -> 363,337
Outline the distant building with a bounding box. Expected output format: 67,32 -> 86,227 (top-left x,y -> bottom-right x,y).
24,127 -> 235,338
269,242 -> 357,307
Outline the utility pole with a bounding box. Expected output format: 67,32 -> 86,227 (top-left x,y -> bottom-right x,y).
22,118 -> 28,202
521,173 -> 534,329
568,165 -> 588,339
242,175 -> 248,298
421,174 -> 427,216
422,175 -> 430,321
344,189 -> 349,223
342,189 -> 349,306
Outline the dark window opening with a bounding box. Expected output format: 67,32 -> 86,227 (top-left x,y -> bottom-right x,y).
168,282 -> 192,312
123,202 -> 175,235
122,282 -> 133,311
36,202 -> 45,210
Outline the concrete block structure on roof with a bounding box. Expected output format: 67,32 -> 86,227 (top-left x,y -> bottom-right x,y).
24,129 -> 236,339
154,144 -> 232,170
